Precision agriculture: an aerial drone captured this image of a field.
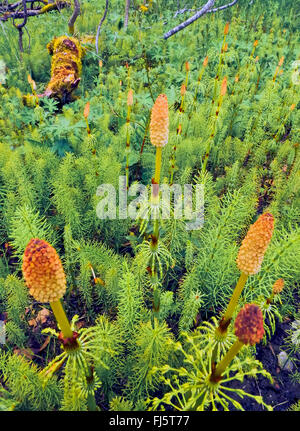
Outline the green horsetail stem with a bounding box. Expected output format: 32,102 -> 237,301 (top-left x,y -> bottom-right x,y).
210,272 -> 248,367
84,102 -> 91,135
125,102 -> 132,190
217,272 -> 249,334
202,77 -> 227,173
211,22 -> 229,107
193,56 -> 208,106
273,56 -> 285,83
210,340 -> 244,382
85,117 -> 90,135
50,299 -> 74,340
274,103 -> 296,142
170,63 -> 189,185
154,146 -> 162,185
212,304 -> 265,382
184,56 -> 208,138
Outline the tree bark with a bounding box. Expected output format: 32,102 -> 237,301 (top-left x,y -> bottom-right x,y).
1,2 -> 69,21
68,0 -> 80,35
95,0 -> 109,54
209,0 -> 238,13
164,0 -> 215,40
174,0 -> 238,17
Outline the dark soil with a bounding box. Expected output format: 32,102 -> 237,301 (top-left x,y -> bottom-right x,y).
236,318 -> 300,411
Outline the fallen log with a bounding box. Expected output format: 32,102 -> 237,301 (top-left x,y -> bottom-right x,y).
38,35 -> 85,103
0,1 -> 70,21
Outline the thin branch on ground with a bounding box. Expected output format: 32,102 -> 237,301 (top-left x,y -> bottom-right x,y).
166,0 -> 240,39
0,0 -> 47,13
174,0 -> 239,17
0,1 -> 70,21
209,0 -> 239,13
164,0 -> 215,40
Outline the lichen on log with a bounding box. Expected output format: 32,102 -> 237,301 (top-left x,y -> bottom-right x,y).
39,35 -> 85,103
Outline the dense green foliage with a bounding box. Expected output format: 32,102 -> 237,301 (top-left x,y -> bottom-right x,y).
0,0 -> 299,411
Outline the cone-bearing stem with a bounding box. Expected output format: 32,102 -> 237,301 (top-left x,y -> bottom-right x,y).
151,283 -> 161,329
266,292 -> 275,305
151,146 -> 162,246
210,339 -> 243,382
154,147 -> 162,184
50,300 -> 73,339
125,105 -> 132,190
85,118 -> 90,135
218,272 -> 249,333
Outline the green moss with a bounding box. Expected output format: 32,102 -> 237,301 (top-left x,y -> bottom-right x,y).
45,36 -> 85,100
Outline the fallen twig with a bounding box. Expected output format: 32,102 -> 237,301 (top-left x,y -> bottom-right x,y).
165,0 -> 240,40
0,1 -> 70,21
164,0 -> 215,40
174,0 -> 239,17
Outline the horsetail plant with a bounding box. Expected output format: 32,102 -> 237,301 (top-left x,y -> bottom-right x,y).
148,304 -> 272,411
22,238 -> 101,410
22,239 -> 73,340
24,75 -> 39,108
202,76 -> 227,173
191,55 -> 208,111
185,55 -> 208,137
149,93 -> 169,256
274,103 -> 296,142
143,93 -> 170,325
273,56 -> 285,83
251,39 -> 259,57
125,89 -> 134,190
218,213 -> 275,335
210,304 -> 265,382
211,22 -> 229,107
27,74 -> 38,106
83,101 -> 91,135
205,213 -> 275,366
267,278 -> 285,305
170,62 -> 189,185
259,278 -> 285,343
150,94 -> 169,185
